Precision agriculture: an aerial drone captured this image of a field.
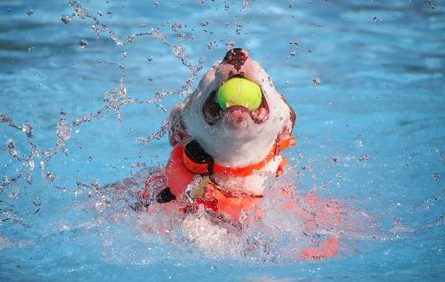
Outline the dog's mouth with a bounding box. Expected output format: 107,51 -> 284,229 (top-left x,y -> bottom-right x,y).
202,78 -> 270,126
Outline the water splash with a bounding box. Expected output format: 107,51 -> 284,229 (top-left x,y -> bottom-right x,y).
91,165 -> 384,263
62,1 -> 124,46
0,1 -> 204,195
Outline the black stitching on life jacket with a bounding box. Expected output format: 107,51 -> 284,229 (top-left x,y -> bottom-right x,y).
156,187 -> 176,203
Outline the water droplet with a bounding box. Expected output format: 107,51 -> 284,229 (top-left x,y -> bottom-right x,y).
103,84 -> 128,120
60,15 -> 71,24
312,77 -> 321,86
172,45 -> 184,59
56,112 -> 72,148
225,40 -> 235,49
90,24 -> 105,38
33,197 -> 41,207
148,28 -> 167,43
171,22 -> 182,32
74,6 -> 88,19
125,35 -> 134,43
0,113 -> 10,123
2,176 -> 11,185
372,16 -> 382,23
79,39 -> 88,48
236,24 -> 243,35
354,137 -> 364,148
6,139 -> 17,158
27,159 -> 35,169
110,33 -> 123,46
9,189 -> 19,199
44,172 -> 55,182
425,1 -> 436,9
22,123 -> 32,137
242,0 -> 249,9
359,154 -> 369,161
207,40 -> 217,50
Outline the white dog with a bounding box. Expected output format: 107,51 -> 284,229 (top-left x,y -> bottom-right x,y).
167,48 -> 295,198
137,49 -> 340,258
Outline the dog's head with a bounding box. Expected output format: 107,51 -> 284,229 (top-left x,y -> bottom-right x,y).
169,48 -> 295,167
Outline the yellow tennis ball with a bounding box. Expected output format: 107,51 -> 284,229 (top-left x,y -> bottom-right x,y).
217,77 -> 262,111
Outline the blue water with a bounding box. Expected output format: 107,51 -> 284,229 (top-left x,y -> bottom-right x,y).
1,0 -> 444,281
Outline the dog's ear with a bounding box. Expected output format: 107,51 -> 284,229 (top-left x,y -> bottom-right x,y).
168,103 -> 188,146
277,96 -> 296,144
281,94 -> 296,131
288,106 -> 296,132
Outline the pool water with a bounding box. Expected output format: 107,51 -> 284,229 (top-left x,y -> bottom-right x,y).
1,0 -> 444,281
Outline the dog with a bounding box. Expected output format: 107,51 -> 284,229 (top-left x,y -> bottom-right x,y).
138,48 -> 342,258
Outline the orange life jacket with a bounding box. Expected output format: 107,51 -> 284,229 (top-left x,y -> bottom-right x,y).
165,137 -> 295,222
153,137 -> 339,259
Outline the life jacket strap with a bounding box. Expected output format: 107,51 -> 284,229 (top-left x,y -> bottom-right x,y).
182,135 -> 295,177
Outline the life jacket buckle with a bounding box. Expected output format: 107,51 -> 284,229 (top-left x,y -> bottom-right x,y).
184,175 -> 209,202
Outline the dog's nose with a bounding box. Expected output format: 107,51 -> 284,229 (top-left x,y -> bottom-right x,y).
223,48 -> 249,71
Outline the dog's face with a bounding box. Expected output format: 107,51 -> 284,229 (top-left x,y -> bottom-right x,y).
169,48 -> 295,167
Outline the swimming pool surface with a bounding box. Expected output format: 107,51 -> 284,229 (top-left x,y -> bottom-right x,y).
1,0 -> 444,281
